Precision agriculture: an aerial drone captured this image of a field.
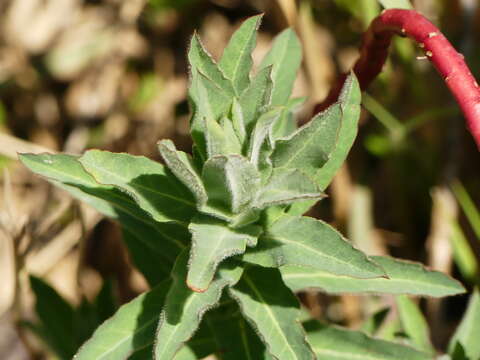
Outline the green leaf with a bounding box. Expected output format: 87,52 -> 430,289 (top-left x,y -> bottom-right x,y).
75,279 -> 170,360
231,98 -> 247,146
202,155 -> 260,215
20,153 -> 188,283
30,276 -> 76,360
209,304 -> 272,360
286,74 -> 361,216
255,168 -> 325,208
188,34 -> 234,95
271,104 -> 342,177
269,97 -> 305,141
204,116 -> 242,157
281,255 -> 465,297
221,116 -> 243,154
304,321 -> 432,360
448,288 -> 480,360
187,215 -> 260,292
79,150 -> 196,224
260,29 -> 302,106
239,65 -> 273,133
229,266 -> 315,360
155,251 -> 243,359
396,296 -> 434,355
315,73 -> 361,190
189,69 -> 234,159
158,139 -> 208,207
248,108 -> 282,170
219,15 -> 262,94
129,322 -> 217,360
243,215 -> 385,279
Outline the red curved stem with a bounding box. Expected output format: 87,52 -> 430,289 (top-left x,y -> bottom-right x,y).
316,9 -> 480,149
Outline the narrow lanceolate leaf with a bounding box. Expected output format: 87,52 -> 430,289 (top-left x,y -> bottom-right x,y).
79,150 -> 196,224
396,296 -> 434,355
220,117 -> 243,154
202,155 -> 260,215
255,168 -> 325,208
231,98 -> 247,146
281,255 -> 465,297
260,28 -> 302,106
155,252 -> 243,360
248,109 -> 282,169
204,116 -> 242,157
130,322 -> 217,360
448,288 -> 480,360
188,34 -> 234,95
209,309 -> 272,360
158,139 -> 207,207
271,104 -> 342,177
20,153 -> 187,283
243,215 -> 384,279
219,14 -> 262,94
189,69 -> 234,159
315,73 -> 361,190
304,321 -> 432,360
30,276 -> 76,360
239,65 -> 273,133
187,215 -> 260,292
74,279 -> 171,360
229,266 -> 315,360
286,74 -> 361,216
270,97 -> 305,141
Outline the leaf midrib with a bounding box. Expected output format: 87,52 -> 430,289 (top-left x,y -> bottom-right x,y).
262,234 -> 379,278
82,159 -> 196,208
282,271 -> 458,293
33,159 -> 186,249
242,274 -> 299,359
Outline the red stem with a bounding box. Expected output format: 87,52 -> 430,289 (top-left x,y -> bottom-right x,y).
316,9 -> 480,149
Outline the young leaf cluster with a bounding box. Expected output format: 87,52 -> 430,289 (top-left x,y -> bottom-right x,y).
20,15 -> 466,359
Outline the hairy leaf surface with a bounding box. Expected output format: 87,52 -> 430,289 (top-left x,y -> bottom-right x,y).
260,29 -> 302,106
187,215 -> 260,292
155,252 -> 243,359
219,15 -> 262,94
305,321 -> 432,360
79,150 -> 196,224
229,266 -> 315,360
281,255 -> 465,297
243,215 -> 384,279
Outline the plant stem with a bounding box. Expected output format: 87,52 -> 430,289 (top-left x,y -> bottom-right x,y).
317,9 -> 480,149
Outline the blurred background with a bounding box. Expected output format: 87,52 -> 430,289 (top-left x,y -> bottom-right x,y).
0,0 -> 479,358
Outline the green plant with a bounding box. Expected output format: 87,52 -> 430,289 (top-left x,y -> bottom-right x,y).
21,15 -> 468,359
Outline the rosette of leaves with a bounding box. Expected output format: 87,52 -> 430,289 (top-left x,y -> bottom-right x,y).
21,15 -> 465,360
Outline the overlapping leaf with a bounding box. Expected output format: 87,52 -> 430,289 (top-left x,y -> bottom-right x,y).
271,104 -> 342,177
396,296 -> 434,355
281,255 -> 465,297
448,288 -> 480,360
79,150 -> 196,224
219,15 -> 262,94
158,139 -> 207,206
229,266 -> 315,360
202,154 -> 260,215
19,153 -> 188,283
304,321 -> 432,360
187,215 -> 260,292
259,29 -> 302,106
243,215 -> 385,279
155,252 -> 243,359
